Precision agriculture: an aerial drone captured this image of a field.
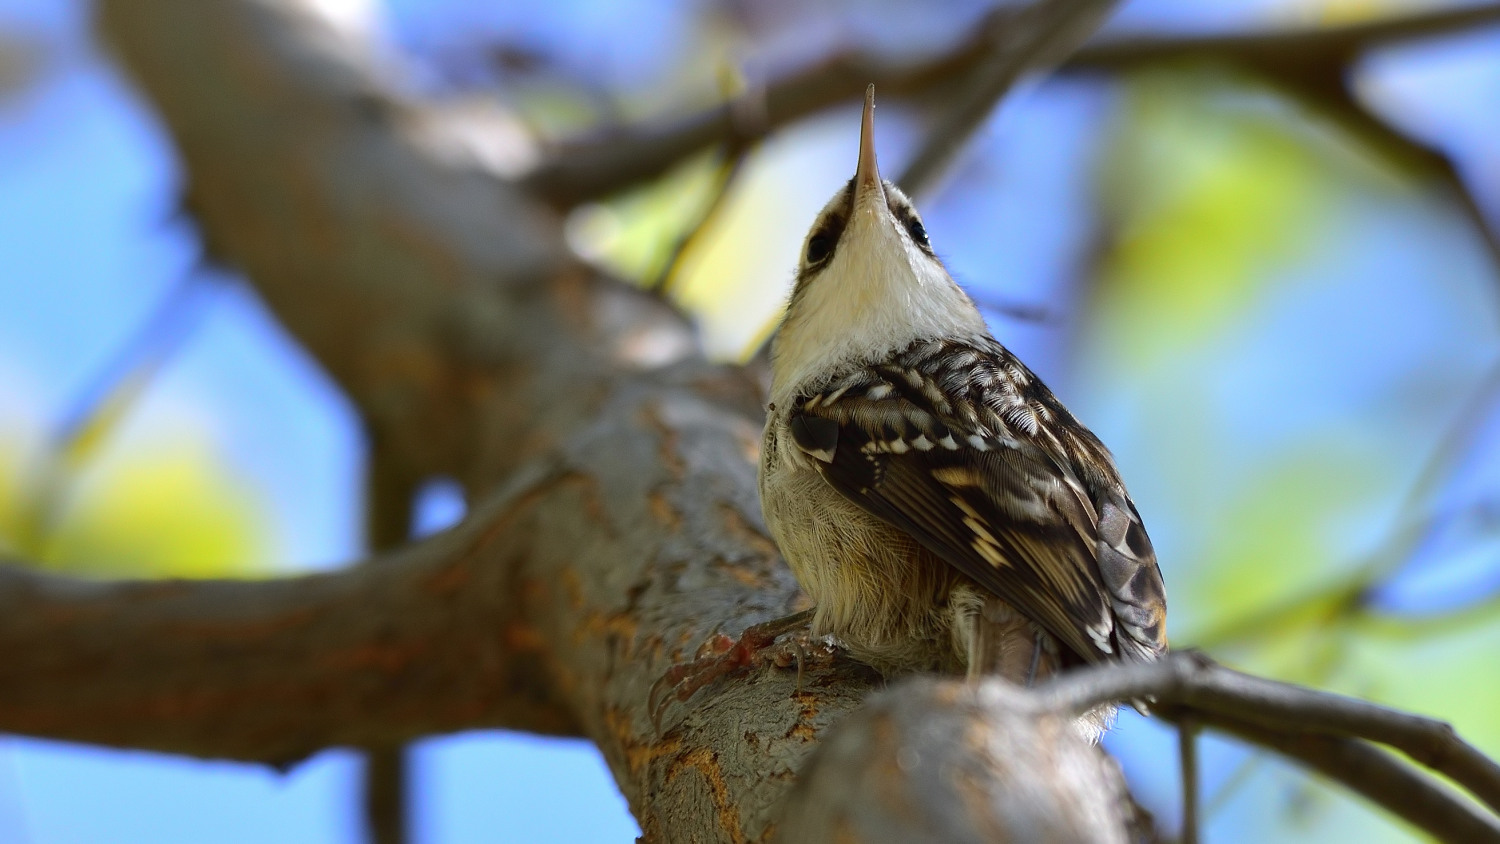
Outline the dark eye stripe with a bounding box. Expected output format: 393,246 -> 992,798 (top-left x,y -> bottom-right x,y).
904,217 -> 929,250
890,201 -> 934,255
793,181 -> 856,292
806,231 -> 833,264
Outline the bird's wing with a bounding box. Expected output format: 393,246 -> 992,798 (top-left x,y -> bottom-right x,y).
788,339 -> 1167,663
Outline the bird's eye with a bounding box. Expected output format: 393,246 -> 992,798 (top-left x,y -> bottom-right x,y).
805,232 -> 832,264
904,217 -> 930,249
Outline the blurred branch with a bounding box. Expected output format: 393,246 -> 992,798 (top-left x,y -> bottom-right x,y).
1067,2 -> 1500,278
1216,720 -> 1498,844
895,0 -> 1119,197
518,1 -> 1057,206
364,750 -> 408,844
1360,590 -> 1500,641
648,143 -> 753,296
0,460 -> 583,762
1069,3 -> 1500,72
522,2 -> 1500,214
16,275 -> 211,553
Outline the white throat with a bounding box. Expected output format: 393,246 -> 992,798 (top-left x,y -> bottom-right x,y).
771,203 -> 989,405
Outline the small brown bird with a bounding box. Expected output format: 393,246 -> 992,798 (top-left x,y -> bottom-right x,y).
757,86 -> 1167,738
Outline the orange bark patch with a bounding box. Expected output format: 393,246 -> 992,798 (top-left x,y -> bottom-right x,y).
713,557 -> 773,589
648,489 -> 682,532
605,705 -> 682,779
667,747 -> 746,844
577,610 -> 640,653
718,503 -> 779,560
503,621 -> 548,653
560,567 -> 584,611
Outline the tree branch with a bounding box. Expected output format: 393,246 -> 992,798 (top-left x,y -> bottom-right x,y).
777,678 -> 1132,843
895,0 -> 1119,197
0,462 -> 578,762
1210,721 -> 1500,844
517,3 -> 1020,206
520,2 -> 1500,208
1034,652 -> 1500,841
361,444 -> 422,844
1070,3 -> 1500,277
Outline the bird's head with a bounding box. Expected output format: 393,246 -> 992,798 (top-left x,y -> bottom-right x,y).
772,85 -> 988,402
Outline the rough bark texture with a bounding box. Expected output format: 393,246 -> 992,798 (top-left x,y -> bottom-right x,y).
779,680 -> 1130,843
0,0 -> 1141,840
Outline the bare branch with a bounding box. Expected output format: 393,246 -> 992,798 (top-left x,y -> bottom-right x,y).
1036,652 -> 1500,820
1067,3 -> 1500,279
0,462 -> 579,762
1067,3 -> 1500,73
1178,718 -> 1199,844
361,446 -> 422,844
649,144 -> 753,296
364,749 -> 409,844
518,4 -> 1017,206
896,0 -> 1119,197
521,3 -> 1500,207
1208,720 -> 1500,844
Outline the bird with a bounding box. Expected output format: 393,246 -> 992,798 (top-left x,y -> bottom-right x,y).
756,85 -> 1167,738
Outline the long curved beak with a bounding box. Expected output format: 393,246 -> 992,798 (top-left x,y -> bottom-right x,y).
853,84 -> 885,208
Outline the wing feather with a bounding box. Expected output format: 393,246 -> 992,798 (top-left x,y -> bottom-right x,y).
790,339 -> 1167,663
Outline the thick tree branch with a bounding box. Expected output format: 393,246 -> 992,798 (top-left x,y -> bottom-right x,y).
0,463 -> 578,761
778,679 -> 1131,843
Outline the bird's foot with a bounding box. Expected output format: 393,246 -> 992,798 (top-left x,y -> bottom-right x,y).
649,609 -> 819,732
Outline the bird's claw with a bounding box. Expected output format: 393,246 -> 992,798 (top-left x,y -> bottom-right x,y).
648,610 -> 820,733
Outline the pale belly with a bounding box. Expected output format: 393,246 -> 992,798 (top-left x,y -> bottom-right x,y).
759,423 -> 964,675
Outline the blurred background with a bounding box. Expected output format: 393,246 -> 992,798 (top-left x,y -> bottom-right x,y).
1,0 -> 1498,841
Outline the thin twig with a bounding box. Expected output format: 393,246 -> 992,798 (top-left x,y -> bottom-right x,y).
649,143 -> 754,296
1036,652 -> 1500,816
1178,717 -> 1199,844
1202,753 -> 1261,819
18,275 -> 212,553
968,290 -> 1056,324
361,442 -> 421,844
1206,716 -> 1500,843
1067,3 -> 1500,74
896,0 -> 1120,198
364,747 -> 408,844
